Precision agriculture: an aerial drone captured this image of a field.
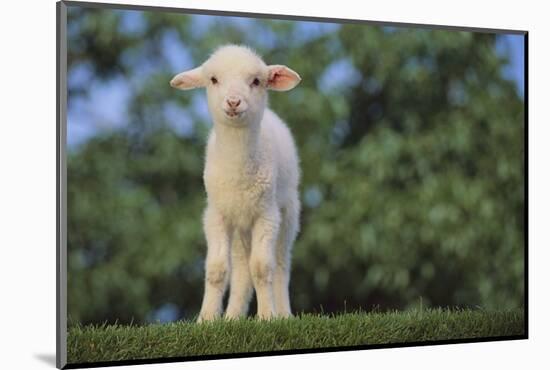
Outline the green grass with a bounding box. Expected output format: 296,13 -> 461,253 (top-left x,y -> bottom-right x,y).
67,309 -> 525,365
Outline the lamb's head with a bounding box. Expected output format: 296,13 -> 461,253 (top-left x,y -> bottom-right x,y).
170,45 -> 301,126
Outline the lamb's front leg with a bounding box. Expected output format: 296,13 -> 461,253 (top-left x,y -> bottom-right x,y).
225,232 -> 253,319
250,208 -> 280,320
198,206 -> 231,322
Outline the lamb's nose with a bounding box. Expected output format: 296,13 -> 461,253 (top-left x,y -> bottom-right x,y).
227,96 -> 241,108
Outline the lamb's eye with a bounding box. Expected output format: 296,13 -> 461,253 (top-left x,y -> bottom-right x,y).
210,77 -> 218,84
252,78 -> 260,86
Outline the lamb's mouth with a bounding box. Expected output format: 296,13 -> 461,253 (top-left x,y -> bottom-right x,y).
224,110 -> 245,119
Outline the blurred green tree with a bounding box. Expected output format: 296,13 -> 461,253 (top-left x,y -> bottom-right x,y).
66,5 -> 524,324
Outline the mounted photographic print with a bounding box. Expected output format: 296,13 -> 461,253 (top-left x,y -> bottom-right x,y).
56,0 -> 528,368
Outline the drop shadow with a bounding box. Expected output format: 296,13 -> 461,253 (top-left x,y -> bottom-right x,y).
34,353 -> 57,367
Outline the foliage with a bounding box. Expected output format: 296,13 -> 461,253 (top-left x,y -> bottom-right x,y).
66,5 -> 525,324
67,308 -> 525,364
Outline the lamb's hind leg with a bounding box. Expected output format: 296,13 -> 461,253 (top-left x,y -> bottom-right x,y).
225,231 -> 253,319
274,198 -> 300,318
250,208 -> 280,320
198,206 -> 231,322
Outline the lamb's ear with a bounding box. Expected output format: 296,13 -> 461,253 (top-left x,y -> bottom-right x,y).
267,65 -> 301,91
170,66 -> 205,90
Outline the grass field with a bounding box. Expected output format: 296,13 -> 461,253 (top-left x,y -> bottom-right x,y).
67,308 -> 525,365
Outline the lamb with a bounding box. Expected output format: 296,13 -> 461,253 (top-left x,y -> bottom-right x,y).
170,45 -> 301,321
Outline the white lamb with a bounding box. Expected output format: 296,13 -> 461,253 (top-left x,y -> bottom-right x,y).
170,45 -> 301,321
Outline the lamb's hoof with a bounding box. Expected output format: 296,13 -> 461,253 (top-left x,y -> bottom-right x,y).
224,312 -> 244,320
197,312 -> 220,323
256,311 -> 276,321
278,312 -> 293,319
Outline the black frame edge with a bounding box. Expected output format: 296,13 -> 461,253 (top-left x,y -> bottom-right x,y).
523,32 -> 529,338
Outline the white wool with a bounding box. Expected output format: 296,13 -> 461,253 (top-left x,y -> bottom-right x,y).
171,45 -> 301,320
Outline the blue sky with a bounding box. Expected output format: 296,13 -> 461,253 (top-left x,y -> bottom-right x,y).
496,34 -> 525,97
67,11 -> 525,148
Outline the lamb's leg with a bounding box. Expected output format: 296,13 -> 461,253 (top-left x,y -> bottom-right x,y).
198,206 -> 231,322
225,231 -> 253,319
250,208 -> 280,320
274,198 -> 300,318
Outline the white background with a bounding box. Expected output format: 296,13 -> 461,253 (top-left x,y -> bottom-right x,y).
0,0 -> 547,369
